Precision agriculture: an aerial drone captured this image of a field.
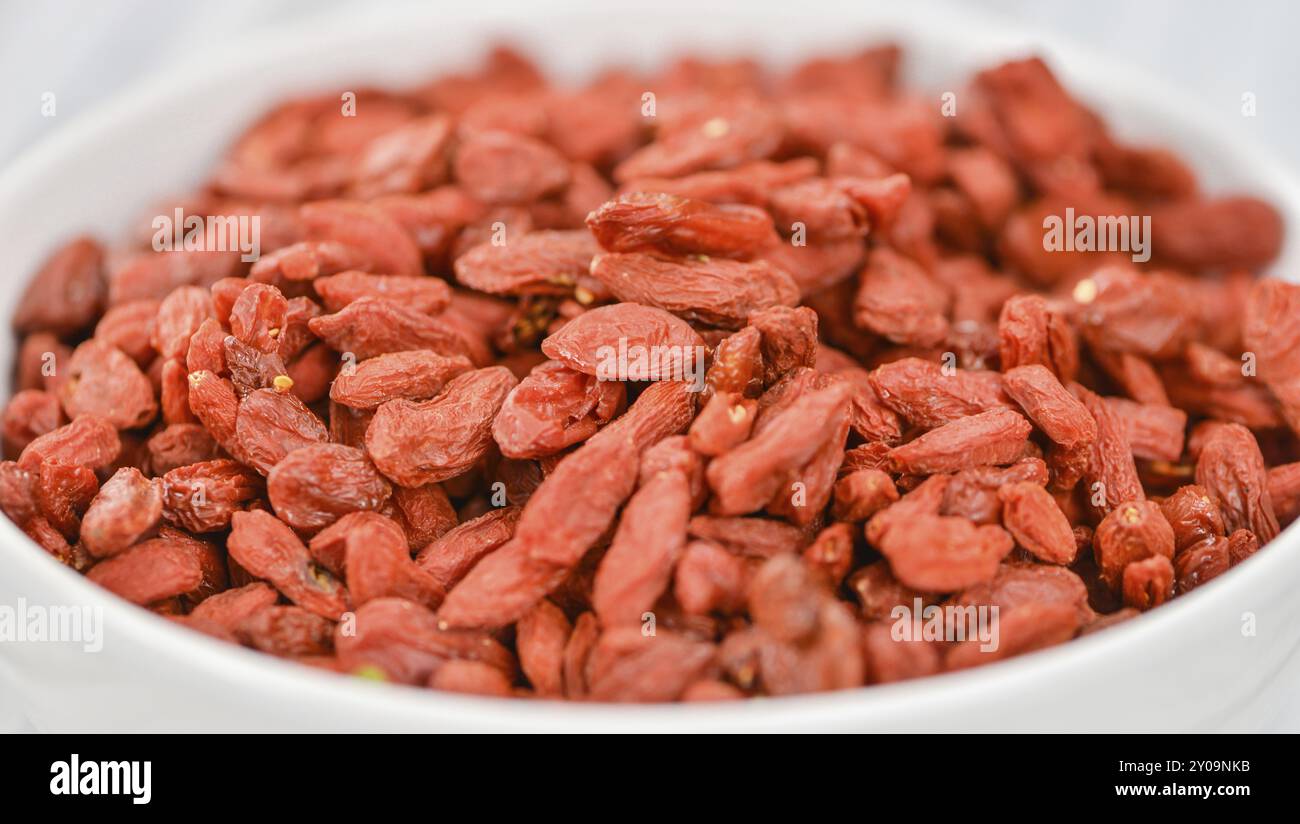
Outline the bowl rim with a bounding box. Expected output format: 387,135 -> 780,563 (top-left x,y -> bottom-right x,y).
2,0 -> 1298,730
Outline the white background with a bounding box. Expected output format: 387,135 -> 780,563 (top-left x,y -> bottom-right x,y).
0,0 -> 1296,731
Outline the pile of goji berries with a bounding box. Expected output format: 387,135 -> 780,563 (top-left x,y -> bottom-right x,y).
3,45 -> 1298,701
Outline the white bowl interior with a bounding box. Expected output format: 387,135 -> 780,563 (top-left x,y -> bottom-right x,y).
1,0 -> 1299,731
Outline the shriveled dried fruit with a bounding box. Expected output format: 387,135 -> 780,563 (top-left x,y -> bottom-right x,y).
618,157 -> 811,205
688,514 -> 806,558
998,481 -> 1076,564
329,350 -> 472,410
18,415 -> 120,471
1072,384 -> 1143,516
2,389 -> 63,456
81,467 -> 162,558
186,370 -> 239,452
1159,484 -> 1225,554
589,252 -> 799,329
301,200 -> 423,276
430,659 -> 514,696
613,96 -> 783,183
351,114 -> 452,198
1173,537 -> 1230,594
235,605 -> 335,657
250,241 -> 375,285
877,514 -> 1013,591
951,563 -> 1091,625
268,444 -> 392,531
313,271 -> 452,315
539,302 -> 705,380
161,459 -> 263,533
1105,397 -> 1186,463
153,285 -> 216,360
586,191 -> 778,258
869,358 -> 1010,429
1194,423 -> 1279,543
862,622 -> 942,684
60,340 -> 158,430
189,582 -> 279,632
87,529 -> 224,606
233,388 -> 329,474
998,294 -> 1077,381
228,282 -> 288,353
108,249 -> 241,305
344,513 -> 445,609
228,510 -> 349,619
1122,554 -> 1174,611
417,506 -> 521,590
688,392 -> 756,457
767,178 -> 870,241
831,469 -> 898,522
492,360 -> 624,458
389,483 -> 457,551
515,599 -> 570,697
849,561 -> 938,622
1227,528 -> 1259,567
367,367 -> 517,486
675,540 -> 752,615
5,42 -> 1295,705
14,237 -> 104,337
16,332 -> 73,394
336,597 -> 513,684
585,628 -> 716,703
866,474 -> 949,547
107,246 -> 241,305
887,408 -> 1031,475
941,458 -> 1047,524
1150,196 -> 1282,271
944,601 -> 1079,670
225,334 -> 290,398
1243,278 -> 1300,437
455,129 -> 570,204
751,305 -> 819,385
704,325 -> 763,399
854,248 -> 948,346
708,381 -> 850,515
591,464 -> 691,625
748,553 -> 824,643
438,431 -> 644,629
453,230 -> 598,297
1093,500 -> 1175,592
35,459 -> 98,539
308,297 -> 473,361
1002,365 -> 1095,449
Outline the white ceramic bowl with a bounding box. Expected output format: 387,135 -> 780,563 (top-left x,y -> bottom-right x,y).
2,0 -> 1299,732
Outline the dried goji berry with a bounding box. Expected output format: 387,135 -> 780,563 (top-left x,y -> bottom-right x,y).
586,191 -> 778,258
60,340 -> 158,430
267,443 -> 392,531
589,252 -> 799,329
366,367 -> 516,487
161,459 -> 263,533
81,467 -> 162,558
228,509 -> 350,619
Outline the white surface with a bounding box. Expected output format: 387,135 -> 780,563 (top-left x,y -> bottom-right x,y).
1,0 -> 1298,731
